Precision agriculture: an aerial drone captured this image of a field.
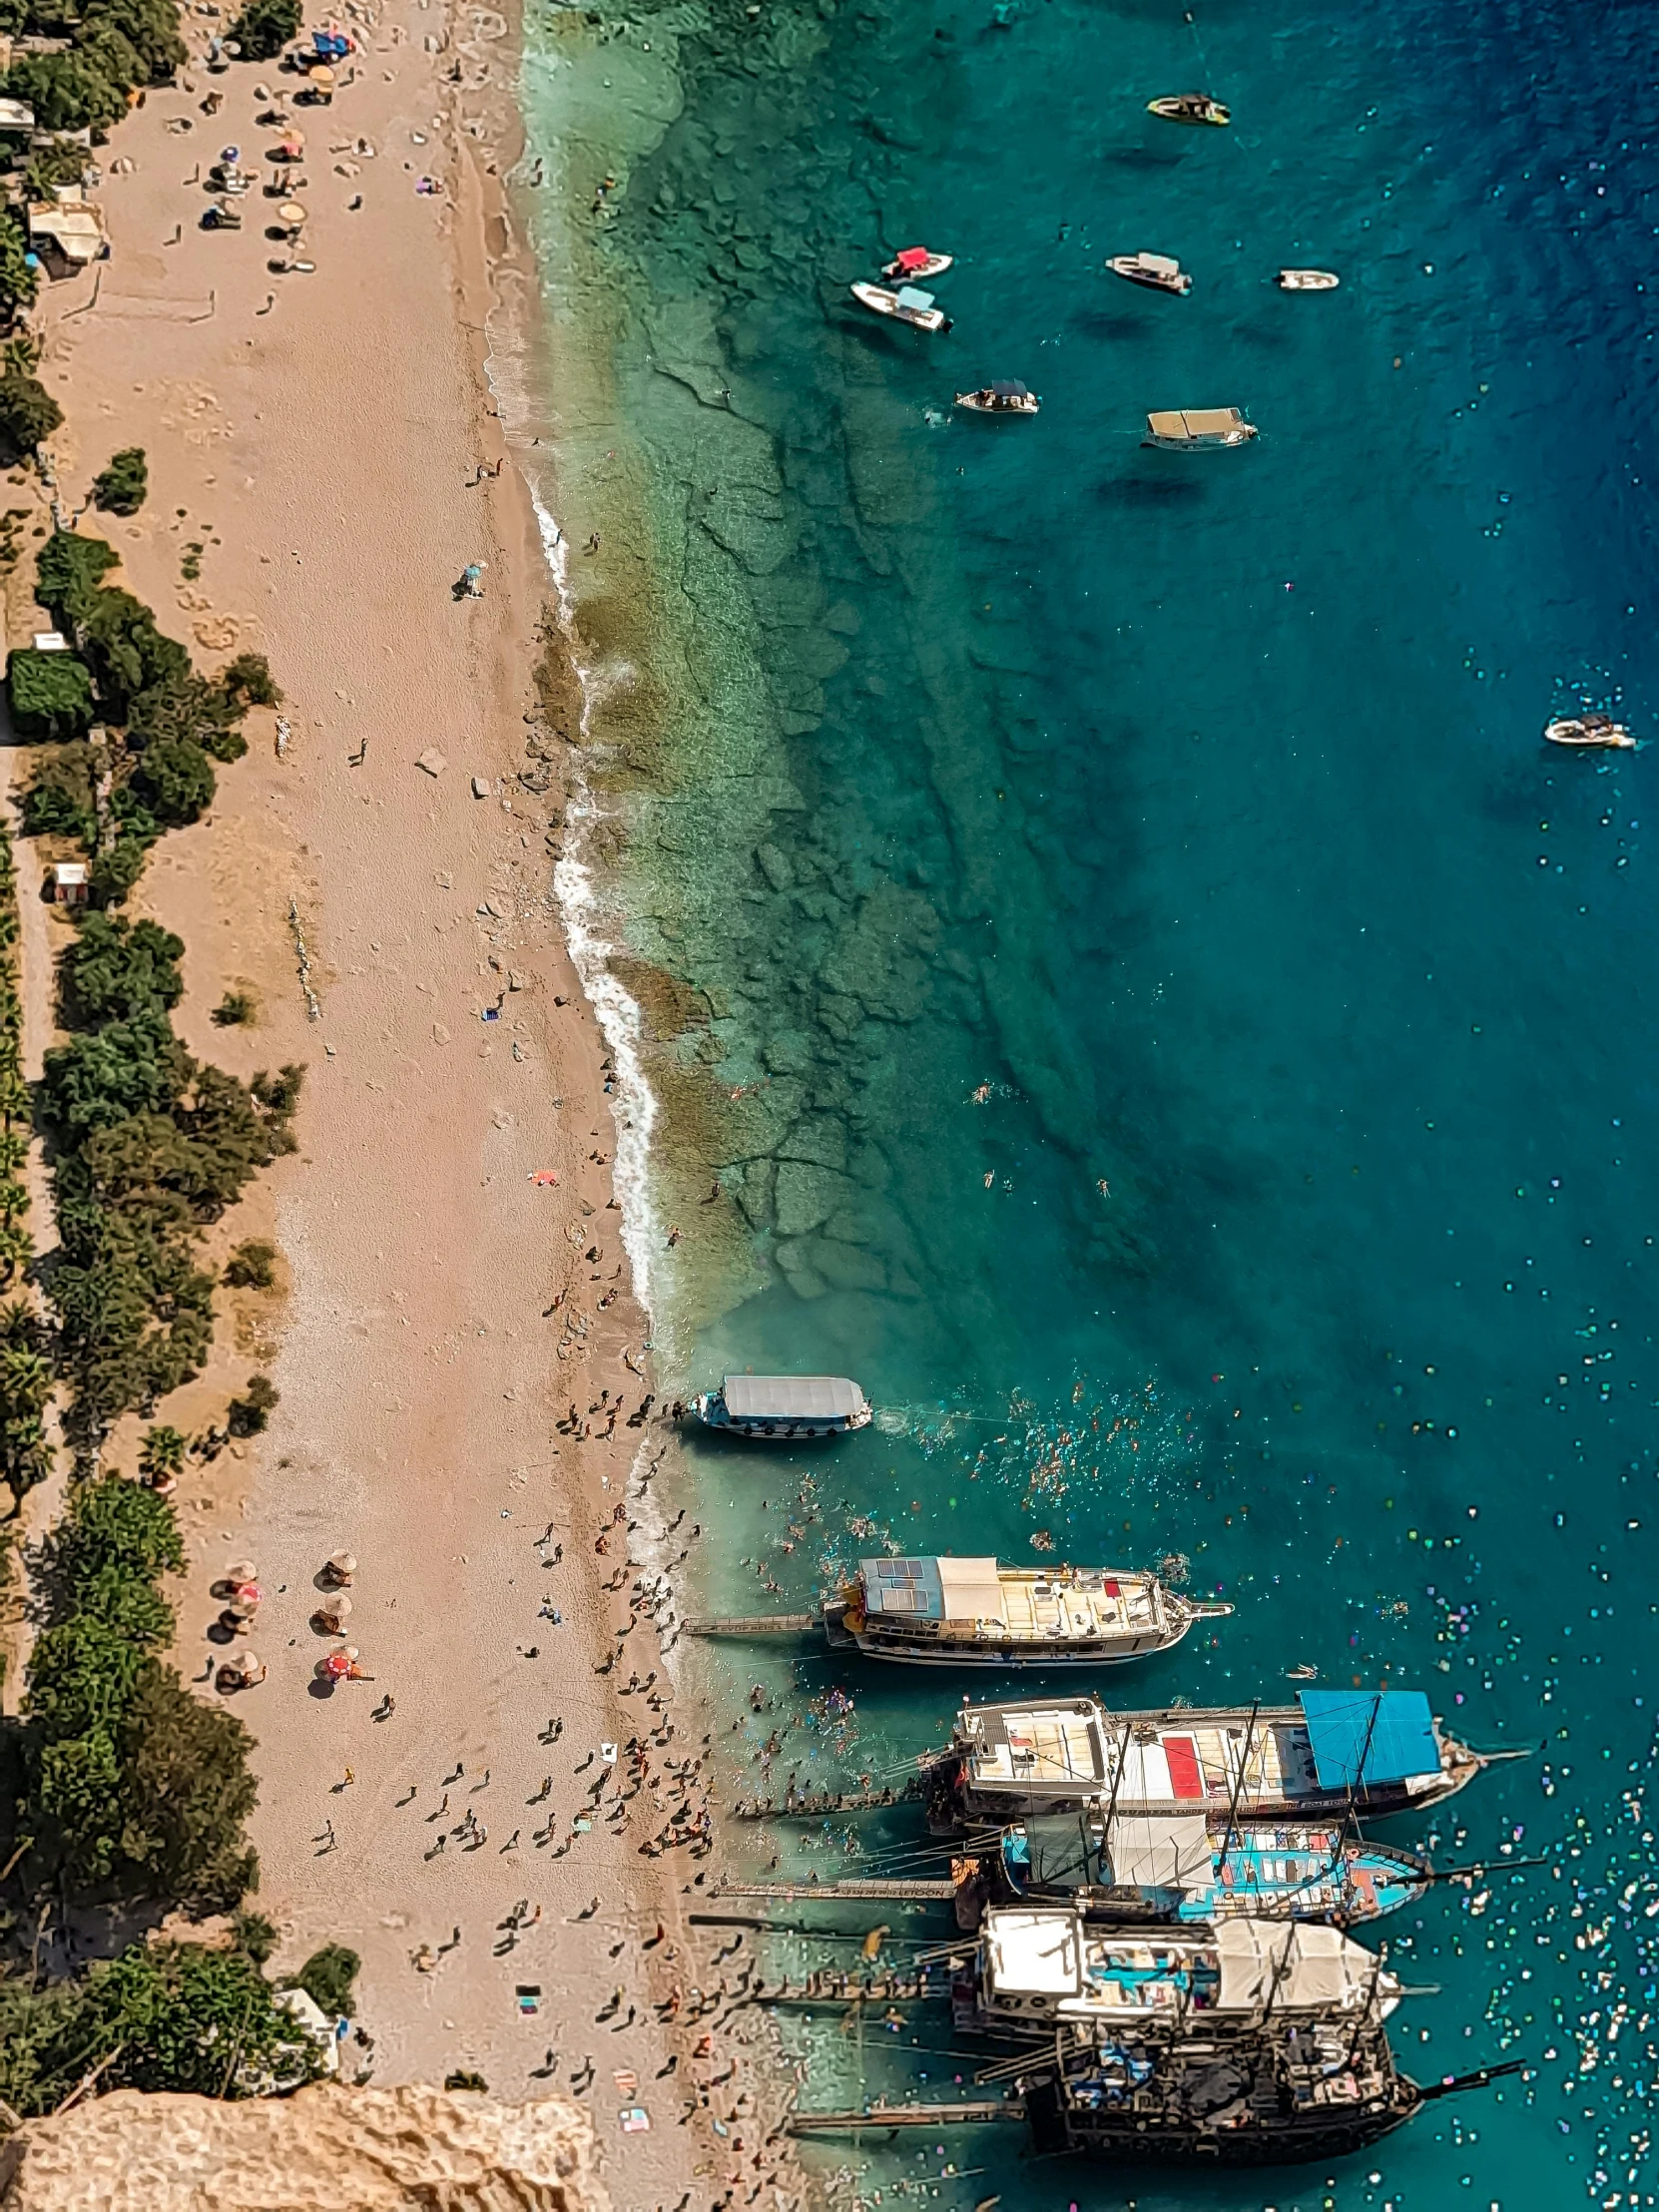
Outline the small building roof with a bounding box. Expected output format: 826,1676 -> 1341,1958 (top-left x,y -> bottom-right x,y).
722,1375 -> 866,1419
31,630 -> 67,652
27,202 -> 105,260
51,861 -> 88,886
0,98 -> 35,131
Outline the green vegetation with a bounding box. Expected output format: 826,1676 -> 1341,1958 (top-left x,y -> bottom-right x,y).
0,371 -> 62,465
91,446 -> 148,516
0,1934 -> 324,2113
213,987 -> 256,1027
289,1942 -> 359,2018
220,651 -> 279,709
225,0 -> 301,62
59,912 -> 184,1026
10,1473 -> 258,1903
223,1238 -> 276,1290
228,1373 -> 277,1436
4,0 -> 185,142
136,1420 -> 185,1485
0,826 -> 43,1493
7,645 -> 94,739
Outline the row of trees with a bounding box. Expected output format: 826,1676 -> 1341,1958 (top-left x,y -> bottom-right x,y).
0,823 -> 51,1502
2,0 -> 186,137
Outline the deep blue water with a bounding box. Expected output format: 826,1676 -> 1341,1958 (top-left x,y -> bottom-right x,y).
520,0 -> 1659,2203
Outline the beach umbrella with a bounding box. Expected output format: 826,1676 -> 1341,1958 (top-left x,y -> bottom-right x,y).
277,201 -> 307,234
225,1559 -> 258,1585
322,1644 -> 360,1680
233,1580 -> 263,1606
236,1649 -> 265,1681
326,1550 -> 356,1582
308,64 -> 335,89
317,1593 -> 352,1623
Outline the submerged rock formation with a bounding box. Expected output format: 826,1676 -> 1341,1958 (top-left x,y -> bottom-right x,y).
0,2083 -> 610,2212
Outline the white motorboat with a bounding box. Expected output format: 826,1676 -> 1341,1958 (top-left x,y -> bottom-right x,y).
1544,711 -> 1635,750
849,281 -> 950,332
693,1375 -> 872,1440
882,246 -> 953,281
955,379 -> 1040,415
1279,268 -> 1340,290
1107,252 -> 1191,295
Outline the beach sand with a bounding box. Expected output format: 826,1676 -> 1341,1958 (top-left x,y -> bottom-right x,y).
26,9 -> 807,2202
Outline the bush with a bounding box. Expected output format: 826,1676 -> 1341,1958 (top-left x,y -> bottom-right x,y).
0,212 -> 37,323
292,1942 -> 359,2019
228,1373 -> 276,1436
35,531 -> 118,626
137,1421 -> 186,1483
220,651 -> 279,708
127,668 -> 247,763
61,912 -> 185,1026
72,1940 -> 318,2096
224,1239 -> 276,1290
132,736 -> 215,827
225,0 -> 300,61
7,646 -> 93,740
19,777 -> 94,844
4,53 -> 129,136
213,988 -> 255,1027
92,447 -> 148,516
0,372 -> 63,466
232,1909 -> 277,1964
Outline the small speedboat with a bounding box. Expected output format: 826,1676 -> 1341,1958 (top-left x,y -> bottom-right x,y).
1106,251 -> 1191,295
850,280 -> 950,332
1279,268 -> 1340,290
693,1375 -> 873,1440
1143,406 -> 1256,449
882,245 -> 953,281
955,379 -> 1040,415
1544,711 -> 1635,751
1147,92 -> 1230,127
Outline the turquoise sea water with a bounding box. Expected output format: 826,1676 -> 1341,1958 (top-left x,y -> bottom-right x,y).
516,1 -> 1659,2204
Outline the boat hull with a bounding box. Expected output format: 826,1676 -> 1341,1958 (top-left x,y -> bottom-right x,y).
825,1604 -> 1199,1666
1107,258 -> 1192,294
1544,720 -> 1634,749
1143,428 -> 1256,449
1279,269 -> 1340,289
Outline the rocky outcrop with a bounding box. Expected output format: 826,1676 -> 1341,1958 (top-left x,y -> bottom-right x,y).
0,2083 -> 611,2212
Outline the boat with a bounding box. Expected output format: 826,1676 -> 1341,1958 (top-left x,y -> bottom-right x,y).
1544,711 -> 1635,750
1147,92 -> 1231,127
1106,251 -> 1191,295
882,245 -> 953,281
1279,269 -> 1340,290
692,1374 -> 871,1440
959,1907 -> 1401,2039
824,1554 -> 1230,1666
923,1688 -> 1486,1833
849,280 -> 951,332
954,380 -> 1040,415
1143,407 -> 1256,449
992,1810 -> 1429,1926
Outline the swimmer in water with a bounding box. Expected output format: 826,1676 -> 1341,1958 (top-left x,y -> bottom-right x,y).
972,1083 -> 991,1104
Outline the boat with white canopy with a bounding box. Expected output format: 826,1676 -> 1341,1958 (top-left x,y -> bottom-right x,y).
693,1374 -> 872,1440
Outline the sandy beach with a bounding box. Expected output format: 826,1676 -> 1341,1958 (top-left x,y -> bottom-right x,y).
19,6 -> 808,2203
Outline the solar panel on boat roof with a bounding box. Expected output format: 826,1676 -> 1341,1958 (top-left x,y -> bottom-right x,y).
723,1375 -> 865,1418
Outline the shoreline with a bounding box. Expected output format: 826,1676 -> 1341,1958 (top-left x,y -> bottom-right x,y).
23,2 -> 813,2201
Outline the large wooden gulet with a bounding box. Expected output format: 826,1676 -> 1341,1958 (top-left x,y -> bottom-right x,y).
690,1552 -> 1231,1667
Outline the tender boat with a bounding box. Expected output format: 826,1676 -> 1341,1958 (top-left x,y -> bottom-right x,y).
1544,711 -> 1635,750
882,245 -> 953,281
849,280 -> 951,332
1107,251 -> 1192,295
924,1689 -> 1486,1833
693,1374 -> 871,1440
824,1554 -> 1229,1665
1144,407 -> 1256,449
1279,268 -> 1340,290
993,1810 -> 1429,1925
1147,92 -> 1230,127
959,1907 -> 1400,2039
955,379 -> 1040,415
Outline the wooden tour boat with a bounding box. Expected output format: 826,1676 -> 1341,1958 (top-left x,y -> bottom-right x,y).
1148,92 -> 1231,127
1144,406 -> 1257,449
826,1554 -> 1229,1666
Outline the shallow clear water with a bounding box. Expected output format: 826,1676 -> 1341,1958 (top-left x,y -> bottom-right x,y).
516,0 -> 1659,2203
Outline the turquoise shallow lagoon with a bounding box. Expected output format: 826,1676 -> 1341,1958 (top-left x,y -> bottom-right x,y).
515,0 -> 1659,2203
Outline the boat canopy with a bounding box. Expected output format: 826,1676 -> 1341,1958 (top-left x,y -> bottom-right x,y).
1299,1689 -> 1437,1789
722,1375 -> 867,1420
989,379 -> 1030,397
985,1910 -> 1078,1996
1137,252 -> 1181,275
1214,1920 -> 1381,2011
861,1555 -> 1004,1621
1102,1811 -> 1213,1892
1147,407 -> 1245,440
894,285 -> 935,310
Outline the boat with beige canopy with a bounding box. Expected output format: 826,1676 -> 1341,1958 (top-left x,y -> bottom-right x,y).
1144,407 -> 1256,450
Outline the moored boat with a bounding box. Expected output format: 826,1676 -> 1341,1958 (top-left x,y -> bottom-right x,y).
924,1688 -> 1486,1833
994,1810 -> 1429,1924
955,379 -> 1040,415
692,1374 -> 871,1440
824,1554 -> 1229,1665
1544,710 -> 1635,750
960,1906 -> 1401,2038
1279,268 -> 1340,290
850,279 -> 951,332
1147,92 -> 1230,126
882,245 -> 953,280
1144,406 -> 1256,449
1107,251 -> 1192,295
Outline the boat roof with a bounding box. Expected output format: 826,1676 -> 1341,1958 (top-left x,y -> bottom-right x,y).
988,379 -> 1030,397
721,1375 -> 866,1418
1102,1811 -> 1213,1890
961,1699 -> 1109,1785
983,1910 -> 1378,2012
861,1556 -> 1003,1620
1137,252 -> 1181,273
894,285 -> 935,309
1299,1689 -> 1437,1788
1214,1920 -> 1382,2010
1147,407 -> 1245,438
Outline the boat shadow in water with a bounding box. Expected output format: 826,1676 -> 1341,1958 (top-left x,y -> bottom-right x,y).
1071,308 -> 1167,344
1093,473 -> 1208,508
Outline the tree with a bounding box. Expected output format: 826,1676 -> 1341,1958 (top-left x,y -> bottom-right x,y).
225,0 -> 300,62
34,531 -> 119,626
43,1012 -> 190,1137
7,646 -> 93,739
220,651 -> 279,709
291,1943 -> 359,2018
4,53 -> 129,136
18,778 -> 95,844
72,1940 -> 319,2097
228,1374 -> 276,1436
92,447 -> 148,516
54,1470 -> 184,1588
223,1239 -> 276,1290
127,668 -> 247,763
61,912 -> 185,1026
138,1422 -> 187,1483
132,736 -> 216,827
0,371 -> 63,465
0,209 -> 38,321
